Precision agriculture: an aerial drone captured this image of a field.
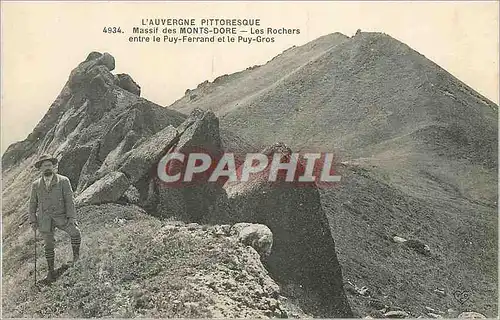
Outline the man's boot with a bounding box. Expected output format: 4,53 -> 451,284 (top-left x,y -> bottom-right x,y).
46,257 -> 55,282
69,243 -> 80,265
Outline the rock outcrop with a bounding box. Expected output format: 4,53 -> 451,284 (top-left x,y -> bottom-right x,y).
1,51 -> 186,232
3,49 -> 353,318
118,125 -> 178,183
153,109 -> 226,222
75,171 -> 130,207
2,51 -> 185,174
213,142 -> 353,317
115,73 -> 141,96
58,105 -> 229,224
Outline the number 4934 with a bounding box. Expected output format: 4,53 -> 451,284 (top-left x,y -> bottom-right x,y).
103,27 -> 123,33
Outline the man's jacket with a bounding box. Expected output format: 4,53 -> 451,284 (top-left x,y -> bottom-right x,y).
28,174 -> 76,232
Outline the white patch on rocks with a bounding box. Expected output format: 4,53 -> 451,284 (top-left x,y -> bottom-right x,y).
392,236 -> 407,243
458,312 -> 487,319
384,310 -> 409,318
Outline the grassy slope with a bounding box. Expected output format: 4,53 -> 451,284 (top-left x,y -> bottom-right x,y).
1,61 -> 287,318
3,204 -> 297,318
216,32 -> 497,161
323,165 -> 497,317
169,32 -> 496,164
169,33 -> 350,117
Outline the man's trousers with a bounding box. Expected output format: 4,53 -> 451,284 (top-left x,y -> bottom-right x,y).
39,217 -> 81,270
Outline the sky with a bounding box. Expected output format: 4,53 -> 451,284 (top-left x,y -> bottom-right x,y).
1,1 -> 499,155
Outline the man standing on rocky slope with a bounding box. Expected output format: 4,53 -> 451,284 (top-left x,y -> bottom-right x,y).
28,154 -> 81,281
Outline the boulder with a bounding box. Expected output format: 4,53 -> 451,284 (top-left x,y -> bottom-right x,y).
75,171 -> 130,206
83,51 -> 115,71
118,125 -> 178,183
175,109 -> 222,157
98,52 -> 115,71
116,74 -> 141,96
85,51 -> 102,62
87,65 -> 116,87
68,52 -> 116,93
231,223 -> 273,257
80,51 -> 115,71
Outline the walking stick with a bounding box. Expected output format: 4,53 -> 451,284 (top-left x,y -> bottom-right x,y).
34,228 -> 37,286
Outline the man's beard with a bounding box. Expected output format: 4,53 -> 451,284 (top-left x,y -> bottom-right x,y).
43,170 -> 53,177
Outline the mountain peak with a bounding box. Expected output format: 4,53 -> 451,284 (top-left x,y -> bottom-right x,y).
1,50 -> 164,171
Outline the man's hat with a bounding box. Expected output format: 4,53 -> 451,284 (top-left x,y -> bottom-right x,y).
34,154 -> 58,169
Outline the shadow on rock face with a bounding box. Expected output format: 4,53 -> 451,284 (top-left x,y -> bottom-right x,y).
211,143 -> 353,318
